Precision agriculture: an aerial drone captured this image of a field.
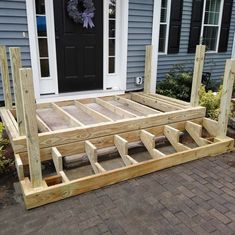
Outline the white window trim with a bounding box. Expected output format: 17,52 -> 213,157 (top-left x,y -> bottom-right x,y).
200,0 -> 224,53
159,0 -> 172,55
26,0 -> 129,99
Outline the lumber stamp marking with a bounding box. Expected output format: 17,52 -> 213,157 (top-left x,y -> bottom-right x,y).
9,47 -> 26,135
20,68 -> 43,188
164,125 -> 191,152
0,46 -> 13,109
144,45 -> 153,94
85,141 -> 106,174
217,59 -> 235,139
185,121 -> 210,146
114,135 -> 138,166
140,130 -> 165,158
190,45 -> 206,107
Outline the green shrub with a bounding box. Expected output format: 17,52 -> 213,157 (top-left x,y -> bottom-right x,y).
0,123 -> 14,175
199,85 -> 222,120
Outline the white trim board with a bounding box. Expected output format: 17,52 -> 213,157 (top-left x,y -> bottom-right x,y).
26,0 -> 129,100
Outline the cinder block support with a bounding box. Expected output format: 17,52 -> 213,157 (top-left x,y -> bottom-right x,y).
9,47 -> 26,135
0,46 -> 13,109
190,45 -> 206,107
217,59 -> 235,139
20,68 -> 43,188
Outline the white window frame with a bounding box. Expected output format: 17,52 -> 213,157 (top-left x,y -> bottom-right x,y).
26,0 -> 129,99
159,0 -> 171,54
200,0 -> 224,53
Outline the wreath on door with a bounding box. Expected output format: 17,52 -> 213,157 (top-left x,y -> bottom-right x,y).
67,0 -> 95,28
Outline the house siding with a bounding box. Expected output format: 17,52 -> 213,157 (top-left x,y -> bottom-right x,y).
0,0 -> 31,102
126,0 -> 154,91
157,0 -> 235,84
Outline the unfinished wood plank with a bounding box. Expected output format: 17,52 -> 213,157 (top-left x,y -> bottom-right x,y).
94,163 -> 106,173
203,118 -> 218,137
185,121 -> 210,146
0,46 -> 12,109
131,93 -> 182,112
96,98 -> 137,118
164,125 -> 191,152
140,130 -> 165,159
85,140 -> 99,174
19,68 -> 43,188
217,59 -> 235,138
15,154 -> 24,181
52,103 -> 84,127
59,171 -> 70,183
114,135 -> 138,166
144,45 -> 153,94
37,115 -> 51,133
12,107 -> 206,154
22,138 -> 233,209
75,100 -> 113,122
9,47 -> 25,135
190,45 -> 206,107
114,96 -> 160,115
52,147 -> 63,174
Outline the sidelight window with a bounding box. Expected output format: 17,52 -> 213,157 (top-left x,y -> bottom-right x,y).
108,0 -> 116,74
35,0 -> 50,77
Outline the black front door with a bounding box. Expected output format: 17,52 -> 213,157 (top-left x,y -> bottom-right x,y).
54,0 -> 103,93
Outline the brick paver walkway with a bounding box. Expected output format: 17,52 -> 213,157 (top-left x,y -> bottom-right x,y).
1,152 -> 235,235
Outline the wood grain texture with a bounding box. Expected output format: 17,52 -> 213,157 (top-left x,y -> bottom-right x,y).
144,45 -> 152,94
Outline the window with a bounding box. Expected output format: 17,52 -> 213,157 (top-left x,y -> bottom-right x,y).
108,0 -> 116,74
35,0 -> 50,77
201,0 -> 223,52
159,0 -> 171,53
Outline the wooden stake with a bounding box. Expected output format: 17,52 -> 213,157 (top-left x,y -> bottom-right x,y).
190,45 -> 206,107
144,45 -> 153,94
0,46 -> 12,109
20,68 -> 43,188
9,47 -> 26,135
217,59 -> 235,138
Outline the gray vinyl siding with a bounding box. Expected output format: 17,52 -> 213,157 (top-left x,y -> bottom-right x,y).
126,0 -> 154,91
0,0 -> 30,102
157,0 -> 235,84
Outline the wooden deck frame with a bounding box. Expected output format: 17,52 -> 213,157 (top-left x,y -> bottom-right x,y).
1,45 -> 234,209
16,118 -> 233,209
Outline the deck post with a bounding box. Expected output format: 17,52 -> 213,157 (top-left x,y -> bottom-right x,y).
20,68 -> 43,188
144,45 -> 153,94
190,45 -> 206,107
0,46 -> 13,109
9,48 -> 26,135
217,59 -> 235,138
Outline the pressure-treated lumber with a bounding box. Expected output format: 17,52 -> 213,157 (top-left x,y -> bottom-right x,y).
217,59 -> 235,138
164,125 -> 191,152
0,46 -> 12,109
21,137 -> 233,209
20,68 -> 43,188
140,130 -> 165,158
144,45 -> 153,93
15,154 -> 24,181
52,147 -> 63,174
37,116 -> 51,132
190,45 -> 206,107
9,47 -> 26,135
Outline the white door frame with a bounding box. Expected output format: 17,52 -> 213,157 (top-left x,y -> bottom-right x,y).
26,0 -> 129,99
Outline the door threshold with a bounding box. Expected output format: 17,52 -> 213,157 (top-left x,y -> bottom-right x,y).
37,90 -> 125,103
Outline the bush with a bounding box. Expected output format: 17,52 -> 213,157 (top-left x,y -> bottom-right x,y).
0,123 -> 14,175
199,85 -> 222,120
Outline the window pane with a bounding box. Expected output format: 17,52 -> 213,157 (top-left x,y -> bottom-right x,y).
38,38 -> 49,57
109,0 -> 116,18
204,0 -> 221,25
159,25 -> 167,52
40,59 -> 50,77
161,0 -> 168,23
37,16 -> 47,36
109,57 -> 115,73
203,26 -> 218,51
36,0 -> 45,15
109,20 -> 116,38
109,39 -> 115,56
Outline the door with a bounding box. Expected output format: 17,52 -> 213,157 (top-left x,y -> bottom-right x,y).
54,0 -> 103,93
